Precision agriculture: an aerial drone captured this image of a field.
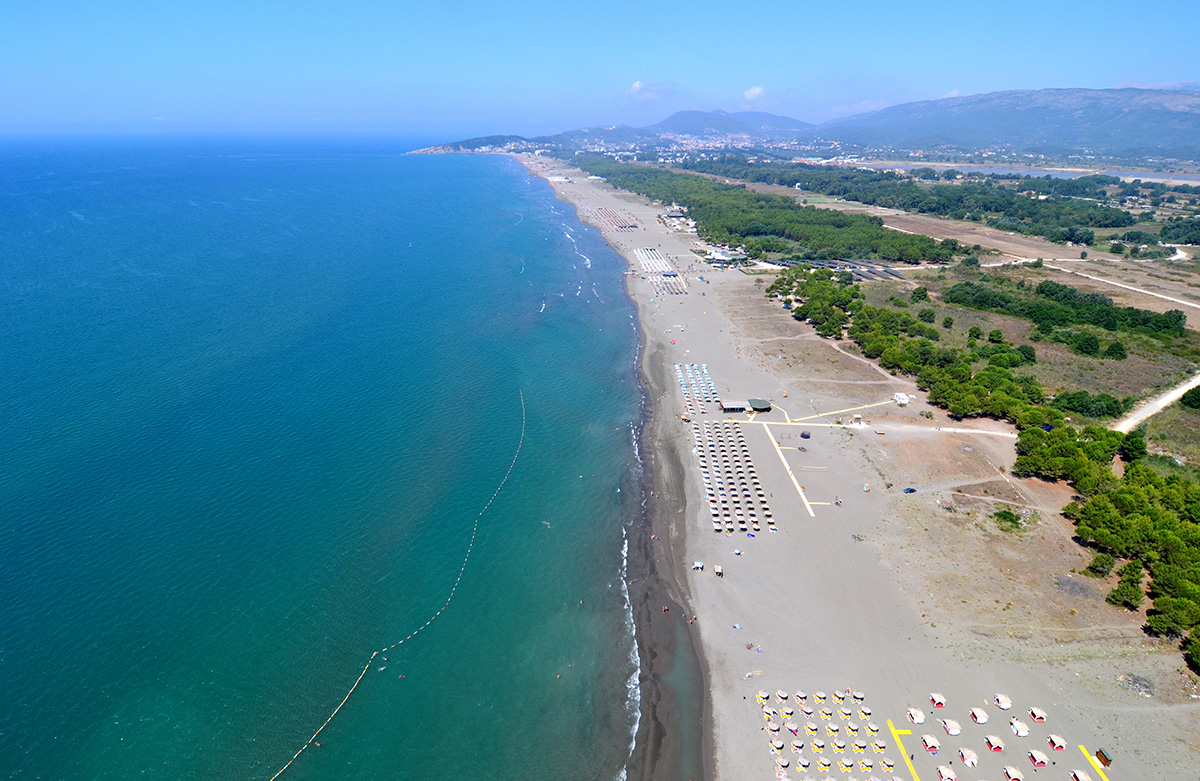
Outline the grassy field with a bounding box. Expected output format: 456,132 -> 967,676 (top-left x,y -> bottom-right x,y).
857,263 -> 1200,415
1144,405 -> 1200,465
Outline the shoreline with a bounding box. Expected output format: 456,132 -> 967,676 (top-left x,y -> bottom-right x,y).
512,152 -> 1200,780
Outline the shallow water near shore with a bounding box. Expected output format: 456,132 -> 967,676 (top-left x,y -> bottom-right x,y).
0,144 -> 646,779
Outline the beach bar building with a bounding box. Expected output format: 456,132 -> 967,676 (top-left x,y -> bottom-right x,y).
748,398 -> 772,412
721,400 -> 748,413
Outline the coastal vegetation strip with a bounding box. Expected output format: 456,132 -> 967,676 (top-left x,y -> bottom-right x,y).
767,263 -> 1200,669
567,155 -> 962,263
668,154 -> 1200,250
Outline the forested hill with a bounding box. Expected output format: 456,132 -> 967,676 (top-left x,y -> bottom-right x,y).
419,88 -> 1200,163
817,88 -> 1200,159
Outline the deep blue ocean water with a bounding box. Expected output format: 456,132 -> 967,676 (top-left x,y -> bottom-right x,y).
0,141 -> 643,779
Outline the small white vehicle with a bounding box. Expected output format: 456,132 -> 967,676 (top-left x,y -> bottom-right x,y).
907,707 -> 926,724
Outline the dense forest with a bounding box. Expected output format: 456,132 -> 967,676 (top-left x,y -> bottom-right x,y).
569,156 -> 958,263
1161,218 -> 1200,245
674,155 -> 1137,246
766,265 -> 1200,668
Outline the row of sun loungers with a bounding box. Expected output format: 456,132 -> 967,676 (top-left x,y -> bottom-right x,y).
645,273 -> 686,296
593,207 -> 637,232
693,421 -> 773,534
633,247 -> 674,272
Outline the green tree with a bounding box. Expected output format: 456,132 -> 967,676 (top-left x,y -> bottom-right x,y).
1121,431 -> 1147,462
911,286 -> 929,303
1085,552 -> 1116,577
1073,333 -> 1100,356
1107,581 -> 1145,610
1104,341 -> 1127,360
987,329 -> 1004,344
1181,387 -> 1200,410
942,316 -> 954,329
918,308 -> 936,323
1016,345 -> 1037,363
968,325 -> 982,340
1080,250 -> 1088,259
961,256 -> 980,268
1187,629 -> 1200,672
1146,597 -> 1200,637
1030,258 -> 1044,268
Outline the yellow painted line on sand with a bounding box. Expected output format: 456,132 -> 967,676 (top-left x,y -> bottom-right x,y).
887,719 -> 920,781
1079,745 -> 1112,781
788,399 -> 895,423
761,423 -> 815,518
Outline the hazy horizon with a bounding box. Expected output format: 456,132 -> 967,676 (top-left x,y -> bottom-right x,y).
2,0 -> 1197,140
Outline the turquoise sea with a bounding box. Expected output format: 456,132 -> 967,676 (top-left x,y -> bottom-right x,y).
0,141 -> 644,779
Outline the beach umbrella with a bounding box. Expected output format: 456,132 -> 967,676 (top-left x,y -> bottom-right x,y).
794,690 -> 806,702
865,721 -> 879,735
757,690 -> 769,702
1028,749 -> 1049,767
790,739 -> 803,752
959,747 -> 979,767
845,721 -> 859,735
819,708 -> 832,720
985,734 -> 1006,752
817,756 -> 831,770
814,691 -> 827,702
771,738 -> 784,752
929,692 -> 946,708
852,740 -> 866,753
832,739 -> 845,752
871,740 -> 886,753
775,756 -> 788,768
994,693 -> 1012,710
805,722 -> 818,735
858,706 -> 871,720
858,758 -> 873,772
935,765 -> 957,781
786,722 -> 798,735
920,734 -> 940,753
767,721 -> 780,733
1048,734 -> 1066,751
1002,766 -> 1025,781
837,707 -> 851,719
824,723 -> 838,736
802,706 -> 814,718
832,689 -> 845,703
1009,717 -> 1029,737
969,706 -> 989,724
796,755 -> 809,768
881,757 -> 895,770
940,718 -> 961,736
811,739 -> 825,752
906,707 -> 925,724
1028,706 -> 1047,723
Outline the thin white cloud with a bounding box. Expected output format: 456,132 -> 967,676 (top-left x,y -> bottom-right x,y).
627,80 -> 675,102
744,86 -> 765,101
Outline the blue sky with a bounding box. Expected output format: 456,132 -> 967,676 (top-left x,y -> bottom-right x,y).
1,0 -> 1196,139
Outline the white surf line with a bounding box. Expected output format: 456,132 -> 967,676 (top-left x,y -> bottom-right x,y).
1044,263 -> 1200,311
758,421 -> 815,518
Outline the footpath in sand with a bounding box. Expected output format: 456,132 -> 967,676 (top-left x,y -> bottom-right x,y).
515,154 -> 1200,781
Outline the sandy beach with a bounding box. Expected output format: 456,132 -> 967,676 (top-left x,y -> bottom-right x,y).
514,153 -> 1200,781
